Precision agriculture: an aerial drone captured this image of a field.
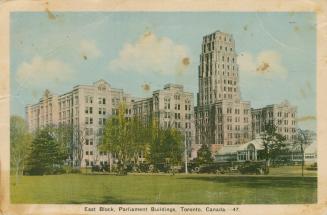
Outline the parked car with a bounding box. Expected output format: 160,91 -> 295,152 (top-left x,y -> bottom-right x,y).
238,161 -> 264,175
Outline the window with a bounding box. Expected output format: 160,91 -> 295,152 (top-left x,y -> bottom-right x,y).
98,128 -> 103,136
74,96 -> 79,105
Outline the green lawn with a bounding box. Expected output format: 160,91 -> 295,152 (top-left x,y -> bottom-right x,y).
268,165 -> 317,176
11,168 -> 317,204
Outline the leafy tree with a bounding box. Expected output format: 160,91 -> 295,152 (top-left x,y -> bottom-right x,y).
53,123 -> 74,165
100,103 -> 134,175
260,122 -> 287,174
194,143 -> 213,165
45,123 -> 84,170
10,116 -> 32,183
294,128 -> 312,176
100,103 -> 184,174
162,128 -> 184,167
128,117 -> 150,167
25,126 -> 67,175
147,124 -> 184,172
71,125 -> 85,169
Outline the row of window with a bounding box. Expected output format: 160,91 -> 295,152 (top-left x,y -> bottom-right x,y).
163,121 -> 192,129
226,116 -> 249,123
202,62 -> 236,71
84,107 -> 107,115
201,92 -> 236,103
203,43 -> 233,53
203,33 -> 231,42
85,117 -> 106,125
196,108 -> 249,117
85,96 -> 106,105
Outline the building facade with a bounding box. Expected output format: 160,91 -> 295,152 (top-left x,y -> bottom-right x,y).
131,84 -> 195,158
251,100 -> 297,142
25,30 -> 301,165
195,30 -> 252,151
26,80 -> 133,167
25,80 -> 195,167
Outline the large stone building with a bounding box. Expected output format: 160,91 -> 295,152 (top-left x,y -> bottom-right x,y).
194,30 -> 298,157
131,83 -> 195,158
25,30 -> 300,165
195,31 -> 252,152
251,100 -> 297,142
26,80 -> 134,167
25,80 -> 195,167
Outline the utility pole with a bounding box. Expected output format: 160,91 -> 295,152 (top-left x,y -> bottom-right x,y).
185,131 -> 188,174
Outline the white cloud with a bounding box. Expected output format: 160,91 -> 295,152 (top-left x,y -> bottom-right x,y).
79,40 -> 101,59
16,56 -> 75,88
109,32 -> 191,75
238,50 -> 287,79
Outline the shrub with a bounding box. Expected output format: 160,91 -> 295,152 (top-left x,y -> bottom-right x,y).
139,163 -> 150,172
238,162 -> 264,175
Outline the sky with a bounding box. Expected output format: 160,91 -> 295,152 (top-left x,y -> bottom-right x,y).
10,12 -> 316,131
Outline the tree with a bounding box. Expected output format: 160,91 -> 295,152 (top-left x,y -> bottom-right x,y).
162,128 -> 184,167
52,123 -> 74,166
147,124 -> 184,172
260,122 -> 287,174
71,125 -> 85,169
25,126 -> 67,175
194,143 -> 213,165
128,117 -> 150,167
294,128 -> 311,176
10,116 -> 32,183
100,103 -> 134,175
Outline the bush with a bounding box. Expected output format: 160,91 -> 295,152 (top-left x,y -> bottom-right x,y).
91,165 -> 101,172
154,163 -> 170,173
25,165 -> 66,175
198,164 -> 218,174
48,167 -> 66,175
138,163 -> 150,173
180,162 -> 198,173
306,162 -> 317,171
25,167 -> 45,175
238,162 -> 264,175
70,168 -> 81,174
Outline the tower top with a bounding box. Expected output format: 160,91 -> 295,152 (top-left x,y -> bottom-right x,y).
202,31 -> 234,43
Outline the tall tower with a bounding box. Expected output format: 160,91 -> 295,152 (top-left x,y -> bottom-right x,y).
195,31 -> 252,152
198,31 -> 240,106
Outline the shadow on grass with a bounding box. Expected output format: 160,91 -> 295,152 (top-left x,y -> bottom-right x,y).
68,196 -> 125,204
178,176 -> 317,189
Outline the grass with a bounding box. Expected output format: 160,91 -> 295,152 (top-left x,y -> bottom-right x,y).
11,166 -> 317,204
268,165 -> 317,176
